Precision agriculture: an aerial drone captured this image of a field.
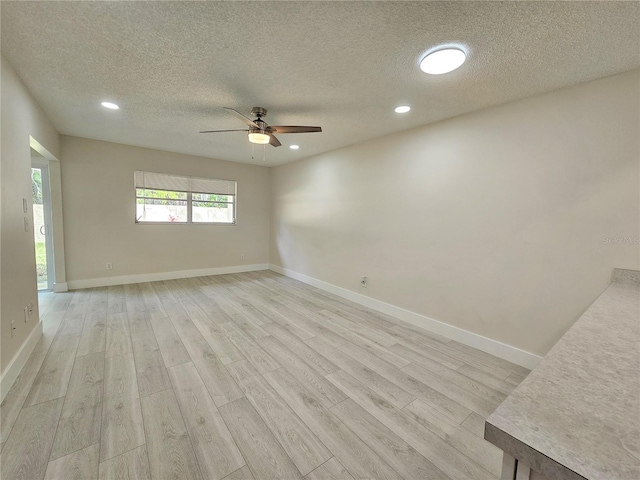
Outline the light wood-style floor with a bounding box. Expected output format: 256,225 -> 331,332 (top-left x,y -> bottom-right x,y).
0,271 -> 529,480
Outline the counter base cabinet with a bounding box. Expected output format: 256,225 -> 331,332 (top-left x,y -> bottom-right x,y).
501,453 -> 551,480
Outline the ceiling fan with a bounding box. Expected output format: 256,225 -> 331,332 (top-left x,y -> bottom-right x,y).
200,107 -> 322,147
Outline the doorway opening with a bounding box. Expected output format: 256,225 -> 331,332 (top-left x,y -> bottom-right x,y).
32,149 -> 54,291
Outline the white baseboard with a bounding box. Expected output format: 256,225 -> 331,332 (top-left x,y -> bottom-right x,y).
53,282 -> 68,292
269,264 -> 542,370
1,321 -> 43,402
67,263 -> 269,290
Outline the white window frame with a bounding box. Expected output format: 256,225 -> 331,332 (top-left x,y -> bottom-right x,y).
134,171 -> 237,225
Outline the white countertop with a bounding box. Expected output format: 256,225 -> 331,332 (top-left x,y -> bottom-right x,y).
485,269 -> 640,480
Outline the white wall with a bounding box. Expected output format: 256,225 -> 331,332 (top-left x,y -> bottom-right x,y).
270,70 -> 640,357
1,55 -> 60,373
60,136 -> 271,285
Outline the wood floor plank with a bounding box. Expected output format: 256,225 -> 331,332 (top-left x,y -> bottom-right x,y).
220,322 -> 279,374
50,352 -> 105,460
342,336 -> 410,369
326,369 -> 496,480
1,398 -> 64,480
402,363 -> 499,417
388,323 -> 452,346
0,351 -> 47,444
271,297 -> 347,348
258,336 -> 346,408
139,282 -> 164,311
506,371 -> 528,386
168,362 -> 245,480
181,336 -> 243,406
226,361 -> 332,475
404,398 -> 503,476
107,285 -> 126,315
222,465 -> 255,480
262,323 -> 338,375
149,316 -> 190,368
106,313 -> 133,358
396,351 -> 507,409
127,311 -> 155,334
461,411 -> 488,438
305,457 -> 354,480
101,353 -> 145,461
130,330 -> 172,397
58,303 -> 89,336
388,339 -> 465,371
101,394 -> 145,462
263,368 -> 402,480
5,274 -> 529,480
77,310 -> 107,357
98,444 -> 151,480
165,303 -> 202,338
203,332 -> 244,365
219,397 -> 304,480
189,311 -> 225,337
331,399 -> 449,480
305,337 -> 414,409
25,333 -> 80,406
241,295 -> 316,341
446,340 -> 531,377
44,443 -> 99,480
317,309 -> 397,347
140,388 -> 203,480
457,363 -> 517,396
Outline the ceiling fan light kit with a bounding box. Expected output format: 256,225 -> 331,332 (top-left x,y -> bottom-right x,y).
248,131 -> 270,144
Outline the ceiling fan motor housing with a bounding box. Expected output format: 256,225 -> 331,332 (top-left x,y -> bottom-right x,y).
251,107 -> 267,118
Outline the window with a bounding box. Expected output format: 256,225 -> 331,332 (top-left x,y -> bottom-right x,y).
134,171 -> 236,224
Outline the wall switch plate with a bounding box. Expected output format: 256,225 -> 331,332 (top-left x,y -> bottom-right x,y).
24,217 -> 29,232
106,262 -> 113,270
24,306 -> 29,323
23,198 -> 28,213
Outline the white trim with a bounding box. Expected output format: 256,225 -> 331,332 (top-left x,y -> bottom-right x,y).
53,282 -> 68,292
67,263 -> 269,290
269,264 -> 542,370
1,322 -> 43,402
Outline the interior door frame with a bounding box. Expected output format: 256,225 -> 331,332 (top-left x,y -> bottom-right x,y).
31,161 -> 54,290
29,136 -> 68,292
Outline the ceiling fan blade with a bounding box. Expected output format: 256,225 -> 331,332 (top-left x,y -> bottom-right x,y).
199,129 -> 249,133
224,107 -> 260,128
269,126 -> 322,134
269,134 -> 282,147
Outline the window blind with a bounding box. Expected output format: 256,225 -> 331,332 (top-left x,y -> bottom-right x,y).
134,171 -> 236,196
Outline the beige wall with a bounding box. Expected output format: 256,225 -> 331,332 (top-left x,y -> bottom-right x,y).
60,136 -> 270,283
270,70 -> 640,356
1,55 -> 60,373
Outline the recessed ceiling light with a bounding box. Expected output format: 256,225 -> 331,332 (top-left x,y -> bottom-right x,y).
289,145 -> 300,150
420,48 -> 466,75
101,101 -> 120,110
394,105 -> 411,113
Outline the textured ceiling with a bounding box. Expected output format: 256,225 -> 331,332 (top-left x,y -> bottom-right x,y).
2,1 -> 639,166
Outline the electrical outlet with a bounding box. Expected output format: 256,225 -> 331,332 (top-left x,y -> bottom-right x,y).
360,276 -> 368,287
11,321 -> 16,337
106,262 -> 113,270
240,254 -> 246,260
28,302 -> 33,315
